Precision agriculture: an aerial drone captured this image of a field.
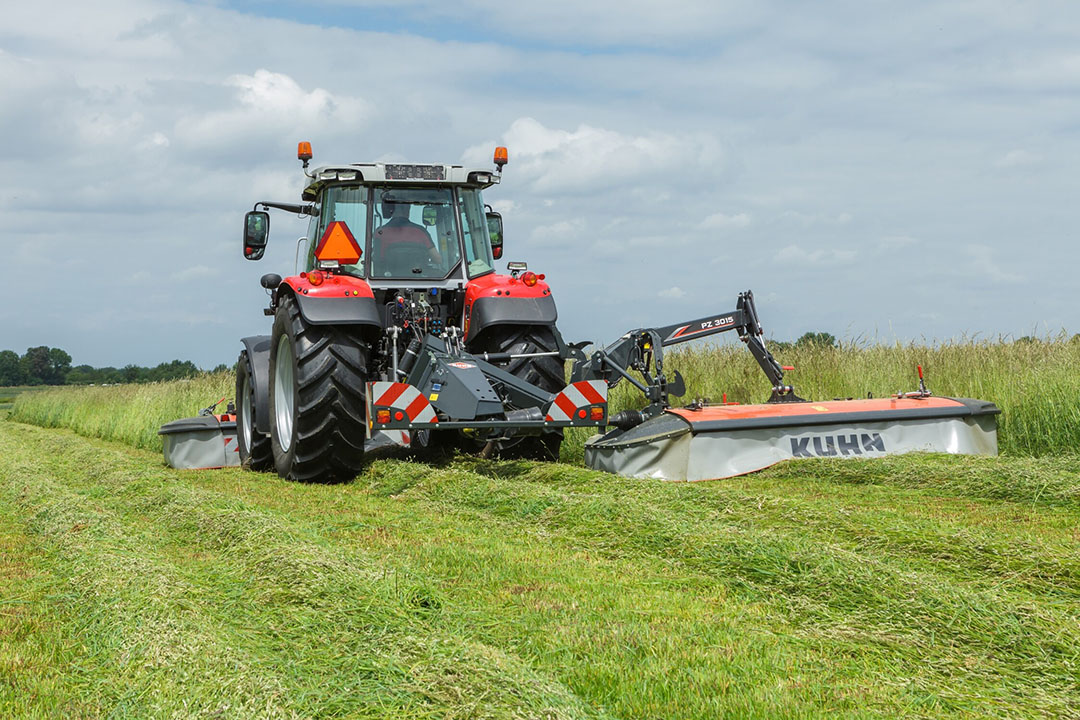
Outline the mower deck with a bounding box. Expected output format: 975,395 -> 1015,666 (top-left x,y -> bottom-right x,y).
584,396 -> 1000,481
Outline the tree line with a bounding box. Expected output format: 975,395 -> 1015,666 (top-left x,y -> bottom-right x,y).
0,346 -> 228,387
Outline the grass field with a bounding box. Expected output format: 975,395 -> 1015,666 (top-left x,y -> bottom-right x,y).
0,386 -> 55,415
9,339 -> 1080,460
2,341 -> 1079,717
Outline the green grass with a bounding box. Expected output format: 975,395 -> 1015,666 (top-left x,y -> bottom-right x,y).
1,422 -> 1078,718
10,339 -> 1080,459
0,385 -> 54,414
4,340 -> 1080,716
7,372 -> 233,452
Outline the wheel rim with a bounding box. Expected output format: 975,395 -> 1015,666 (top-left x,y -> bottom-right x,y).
274,334 -> 295,453
240,369 -> 254,451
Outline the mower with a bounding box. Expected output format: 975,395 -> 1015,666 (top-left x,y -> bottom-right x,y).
232,143 -> 999,482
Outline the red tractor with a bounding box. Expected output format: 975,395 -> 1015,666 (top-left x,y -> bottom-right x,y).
237,143 -> 578,481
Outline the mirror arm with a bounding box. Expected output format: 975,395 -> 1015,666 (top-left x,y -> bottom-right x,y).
253,201 -> 317,217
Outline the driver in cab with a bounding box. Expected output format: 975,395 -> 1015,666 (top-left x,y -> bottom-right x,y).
375,199 -> 441,274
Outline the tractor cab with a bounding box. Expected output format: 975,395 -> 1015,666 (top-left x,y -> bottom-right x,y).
288,157 -> 504,289
304,181 -> 497,284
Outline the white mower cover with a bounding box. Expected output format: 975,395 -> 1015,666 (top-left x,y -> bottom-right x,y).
585,396 -> 999,482
159,416 -> 241,470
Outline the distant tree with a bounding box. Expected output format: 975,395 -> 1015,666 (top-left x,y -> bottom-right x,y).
795,332 -> 838,349
20,346 -> 52,385
66,364 -> 97,385
121,364 -> 142,383
766,340 -> 793,353
1015,336 -> 1037,344
0,350 -> 24,386
147,360 -> 199,382
46,348 -> 72,385
211,363 -> 229,374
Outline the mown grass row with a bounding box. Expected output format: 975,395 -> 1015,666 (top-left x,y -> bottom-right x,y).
8,339 -> 1080,458
3,421 -> 1079,718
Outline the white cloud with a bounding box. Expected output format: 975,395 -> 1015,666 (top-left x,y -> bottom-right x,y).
171,265 -> 219,282
778,211 -> 854,228
658,286 -> 686,299
174,70 -> 368,150
700,212 -> 751,230
489,199 -> 518,214
963,244 -> 1024,284
137,131 -> 171,150
774,245 -> 857,265
878,235 -> 919,250
463,117 -> 724,194
994,149 -> 1041,168
529,219 -> 585,245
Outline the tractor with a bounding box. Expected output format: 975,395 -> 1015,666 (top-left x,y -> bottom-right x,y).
237,143 -> 573,481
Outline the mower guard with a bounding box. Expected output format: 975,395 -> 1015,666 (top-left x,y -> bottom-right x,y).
584,396 -> 1000,481
159,414 -> 242,470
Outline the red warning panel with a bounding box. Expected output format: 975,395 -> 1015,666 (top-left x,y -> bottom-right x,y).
315,221 -> 362,265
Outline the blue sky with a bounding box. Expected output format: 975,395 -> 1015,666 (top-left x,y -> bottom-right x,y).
1,1 -> 1078,368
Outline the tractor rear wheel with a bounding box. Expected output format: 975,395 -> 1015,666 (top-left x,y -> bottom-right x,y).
269,295 -> 368,482
471,325 -> 565,460
236,349 -> 272,471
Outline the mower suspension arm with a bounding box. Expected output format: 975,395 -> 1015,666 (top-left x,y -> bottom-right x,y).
572,290 -> 801,411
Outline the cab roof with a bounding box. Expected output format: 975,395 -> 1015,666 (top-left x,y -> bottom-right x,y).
301,162 -> 499,201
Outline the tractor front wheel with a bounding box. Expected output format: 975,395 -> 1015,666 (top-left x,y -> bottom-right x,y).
269,295 -> 369,482
236,349 -> 272,471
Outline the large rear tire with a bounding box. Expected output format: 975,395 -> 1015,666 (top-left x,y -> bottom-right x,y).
470,325 -> 565,460
269,295 -> 368,482
236,350 -> 272,471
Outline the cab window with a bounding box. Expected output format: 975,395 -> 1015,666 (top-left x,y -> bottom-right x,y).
309,186 -> 368,275
459,188 -> 494,277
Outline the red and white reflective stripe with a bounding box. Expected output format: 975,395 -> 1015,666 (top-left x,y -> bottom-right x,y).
369,382 -> 438,423
545,380 -> 607,422
386,430 -> 411,446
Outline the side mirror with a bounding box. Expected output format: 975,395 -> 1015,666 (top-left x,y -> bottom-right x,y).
243,211 -> 270,261
486,211 -> 503,260
422,206 -> 438,227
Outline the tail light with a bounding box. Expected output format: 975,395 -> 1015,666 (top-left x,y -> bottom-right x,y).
376,409 -> 391,424
521,271 -> 538,287
307,270 -> 325,286
590,406 -> 605,421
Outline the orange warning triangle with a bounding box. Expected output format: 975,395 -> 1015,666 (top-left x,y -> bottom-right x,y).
314,221 -> 362,264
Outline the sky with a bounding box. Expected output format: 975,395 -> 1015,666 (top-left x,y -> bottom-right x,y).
1,0 -> 1078,369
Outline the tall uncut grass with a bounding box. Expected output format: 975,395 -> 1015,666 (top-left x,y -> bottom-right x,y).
9,339 -> 1080,458
8,372 -> 234,452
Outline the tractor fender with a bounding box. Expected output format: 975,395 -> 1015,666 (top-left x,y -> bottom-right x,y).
240,335 -> 272,435
463,272 -> 558,343
465,294 -> 558,343
277,276 -> 382,329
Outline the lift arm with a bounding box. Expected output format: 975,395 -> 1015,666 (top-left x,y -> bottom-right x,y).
571,290 -> 802,419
